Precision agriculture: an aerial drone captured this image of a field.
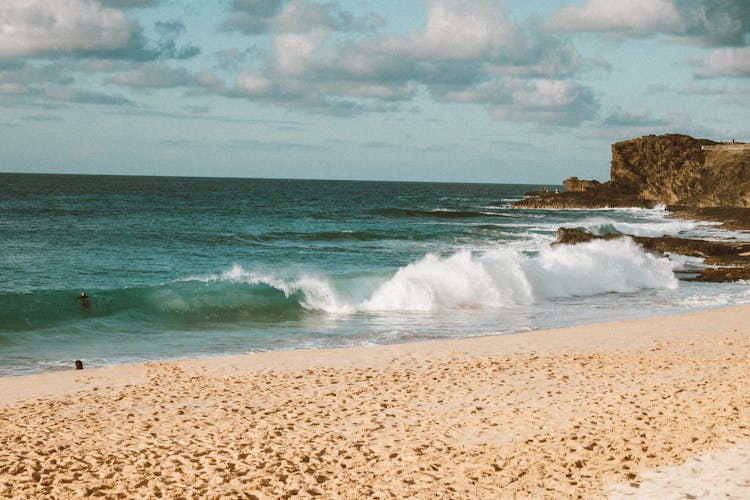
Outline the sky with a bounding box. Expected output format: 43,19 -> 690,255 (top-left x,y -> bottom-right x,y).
1,0 -> 749,184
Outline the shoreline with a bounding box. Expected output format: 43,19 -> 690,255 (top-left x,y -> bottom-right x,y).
3,305 -> 750,497
0,302 -> 744,398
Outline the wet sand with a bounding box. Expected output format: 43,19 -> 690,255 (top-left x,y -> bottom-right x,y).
2,305 -> 750,498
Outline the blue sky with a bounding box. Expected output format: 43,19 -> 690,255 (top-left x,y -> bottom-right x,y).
1,0 -> 749,183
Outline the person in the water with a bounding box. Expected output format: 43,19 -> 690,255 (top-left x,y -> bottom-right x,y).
78,291 -> 90,309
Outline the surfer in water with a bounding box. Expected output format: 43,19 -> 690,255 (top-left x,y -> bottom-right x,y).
78,291 -> 90,309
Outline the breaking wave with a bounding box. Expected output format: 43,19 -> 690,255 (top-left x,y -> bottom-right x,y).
370,208 -> 503,219
569,217 -> 698,237
1,239 -> 677,331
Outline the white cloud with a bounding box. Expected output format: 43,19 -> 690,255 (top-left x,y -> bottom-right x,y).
603,106 -> 667,127
441,78 -> 599,125
0,0 -> 133,57
273,32 -> 326,76
222,0 -> 597,123
376,0 -> 520,60
495,79 -> 598,125
550,0 -> 681,35
550,0 -> 750,47
698,46 -> 750,77
236,72 -> 274,96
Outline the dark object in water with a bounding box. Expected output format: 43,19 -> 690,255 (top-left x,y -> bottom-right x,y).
75,360 -> 83,370
78,291 -> 90,309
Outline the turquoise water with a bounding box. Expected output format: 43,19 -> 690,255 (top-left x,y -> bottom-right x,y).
2,173 -> 749,376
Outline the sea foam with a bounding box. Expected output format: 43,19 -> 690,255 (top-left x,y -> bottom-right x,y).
569,217 -> 697,237
211,238 -> 678,314
361,238 -> 677,311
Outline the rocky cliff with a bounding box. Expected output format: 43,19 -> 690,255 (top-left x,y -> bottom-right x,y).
514,134 -> 750,209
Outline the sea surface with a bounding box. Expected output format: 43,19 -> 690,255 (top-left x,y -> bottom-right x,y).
2,173 -> 750,377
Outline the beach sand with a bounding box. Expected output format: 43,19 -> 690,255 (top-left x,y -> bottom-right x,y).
2,306 -> 750,498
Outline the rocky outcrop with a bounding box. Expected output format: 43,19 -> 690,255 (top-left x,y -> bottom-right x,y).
697,267 -> 750,282
562,177 -> 602,192
514,134 -> 750,209
555,228 -> 750,283
610,134 -> 750,206
556,228 -> 750,258
667,207 -> 750,231
514,186 -> 657,209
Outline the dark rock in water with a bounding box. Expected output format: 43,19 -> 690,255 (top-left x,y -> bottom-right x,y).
695,267 -> 750,283
555,228 -> 615,245
556,228 -> 750,258
554,228 -> 750,283
632,235 -> 750,259
515,188 -> 656,209
514,134 -> 750,209
668,207 -> 750,231
75,360 -> 83,370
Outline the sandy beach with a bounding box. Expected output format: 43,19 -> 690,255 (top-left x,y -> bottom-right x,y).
2,306 -> 750,498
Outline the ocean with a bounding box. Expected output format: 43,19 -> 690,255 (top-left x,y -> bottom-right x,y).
2,173 -> 749,377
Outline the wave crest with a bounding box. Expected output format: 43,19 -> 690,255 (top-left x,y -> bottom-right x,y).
569,217 -> 697,237
0,240 -> 677,331
360,238 -> 676,311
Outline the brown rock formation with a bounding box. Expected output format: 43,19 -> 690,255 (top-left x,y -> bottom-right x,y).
562,177 -> 602,192
514,134 -> 750,209
514,187 -> 657,209
668,207 -> 750,231
697,267 -> 750,282
610,134 -> 750,206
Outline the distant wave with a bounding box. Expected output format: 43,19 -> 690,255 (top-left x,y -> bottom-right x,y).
0,239 -> 678,331
260,231 -> 392,242
568,217 -> 697,238
371,208 -> 502,219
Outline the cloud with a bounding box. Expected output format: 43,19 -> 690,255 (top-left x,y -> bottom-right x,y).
697,45 -> 750,77
602,106 -> 668,127
21,114 -> 63,122
224,0 -> 285,34
105,63 -> 220,89
223,0 -> 598,124
99,0 -> 158,7
646,83 -> 750,104
82,23 -> 200,61
0,82 -> 136,107
157,136 -> 324,152
0,0 -> 133,57
0,61 -> 74,86
45,87 -> 136,106
154,20 -> 186,36
677,0 -> 750,47
441,79 -> 599,125
0,58 -> 136,107
213,48 -> 263,71
550,0 -> 750,47
225,0 -> 381,35
551,0 -> 750,80
272,1 -> 382,34
373,0 -> 521,60
0,2 -> 199,61
550,0 -> 682,36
